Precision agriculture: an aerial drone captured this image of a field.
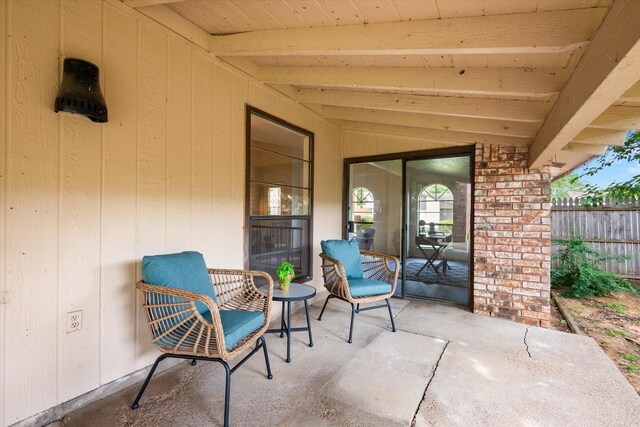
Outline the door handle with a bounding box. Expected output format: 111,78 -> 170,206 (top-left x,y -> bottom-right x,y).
347,221 -> 354,233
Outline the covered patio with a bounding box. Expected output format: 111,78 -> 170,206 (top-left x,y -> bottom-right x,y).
49,300 -> 639,426
2,0 -> 640,425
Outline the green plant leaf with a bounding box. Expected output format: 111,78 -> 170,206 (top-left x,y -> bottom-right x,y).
552,236 -> 635,298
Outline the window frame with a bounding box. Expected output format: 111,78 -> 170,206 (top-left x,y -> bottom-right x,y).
244,105 -> 314,283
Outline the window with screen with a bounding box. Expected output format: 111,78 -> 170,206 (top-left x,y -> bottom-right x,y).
246,107 -> 313,282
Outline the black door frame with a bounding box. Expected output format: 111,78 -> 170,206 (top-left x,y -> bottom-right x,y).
343,145 -> 475,308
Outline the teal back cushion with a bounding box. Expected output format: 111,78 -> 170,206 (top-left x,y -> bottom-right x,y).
321,239 -> 363,280
142,251 -> 217,315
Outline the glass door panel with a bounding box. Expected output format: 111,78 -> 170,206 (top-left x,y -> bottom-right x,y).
347,161 -> 403,292
405,156 -> 471,305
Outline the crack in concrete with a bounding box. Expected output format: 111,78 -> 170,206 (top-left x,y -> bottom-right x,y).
410,340 -> 450,426
393,300 -> 412,318
524,325 -> 532,358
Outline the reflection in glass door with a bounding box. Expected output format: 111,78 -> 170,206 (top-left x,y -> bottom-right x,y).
404,157 -> 471,305
346,153 -> 472,306
347,160 -> 403,273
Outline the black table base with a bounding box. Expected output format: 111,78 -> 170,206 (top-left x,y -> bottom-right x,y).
263,283 -> 316,363
266,300 -> 313,362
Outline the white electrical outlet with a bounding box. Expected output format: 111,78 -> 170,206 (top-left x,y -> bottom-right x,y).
66,310 -> 82,333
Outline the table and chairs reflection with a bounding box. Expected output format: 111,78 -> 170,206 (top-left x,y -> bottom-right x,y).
414,234 -> 452,276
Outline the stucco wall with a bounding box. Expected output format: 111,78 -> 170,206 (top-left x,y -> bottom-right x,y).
0,1 -> 342,424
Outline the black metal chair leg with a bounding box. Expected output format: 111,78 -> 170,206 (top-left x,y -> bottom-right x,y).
221,361 -> 231,427
131,353 -> 169,410
318,295 -> 332,321
286,301 -> 292,363
348,304 -> 356,343
280,300 -> 285,338
260,336 -> 273,379
304,300 -> 314,347
191,359 -> 197,366
386,298 -> 396,332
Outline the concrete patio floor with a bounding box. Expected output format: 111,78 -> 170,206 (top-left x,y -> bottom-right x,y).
51,298 -> 640,426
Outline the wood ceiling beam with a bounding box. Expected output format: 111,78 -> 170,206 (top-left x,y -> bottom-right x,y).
528,0 -> 640,169
321,106 -> 540,138
296,89 -> 550,123
589,105 -> 640,130
133,4 -> 210,51
260,66 -> 568,98
123,0 -> 184,8
571,128 -> 628,146
620,80 -> 640,99
210,8 -> 605,56
336,120 -> 531,147
563,143 -> 607,155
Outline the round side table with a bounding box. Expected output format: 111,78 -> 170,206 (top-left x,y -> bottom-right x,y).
262,283 -> 316,363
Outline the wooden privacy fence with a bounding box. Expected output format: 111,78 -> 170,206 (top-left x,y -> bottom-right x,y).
551,197 -> 640,279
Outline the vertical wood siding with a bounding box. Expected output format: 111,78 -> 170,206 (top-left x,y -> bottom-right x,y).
0,1 -> 342,424
0,0 -> 7,422
7,0 -> 61,420
342,130 -> 461,158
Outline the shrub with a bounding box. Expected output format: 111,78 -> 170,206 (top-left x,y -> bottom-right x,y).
551,237 -> 635,298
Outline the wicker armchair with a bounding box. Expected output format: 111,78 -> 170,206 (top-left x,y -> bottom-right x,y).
131,252 -> 273,427
318,240 -> 398,343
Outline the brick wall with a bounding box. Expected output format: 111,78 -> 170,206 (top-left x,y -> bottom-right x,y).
473,144 -> 552,327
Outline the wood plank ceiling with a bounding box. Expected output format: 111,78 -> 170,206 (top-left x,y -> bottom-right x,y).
126,0 -> 640,178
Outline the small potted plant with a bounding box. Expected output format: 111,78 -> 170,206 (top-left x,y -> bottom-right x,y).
275,261 -> 295,292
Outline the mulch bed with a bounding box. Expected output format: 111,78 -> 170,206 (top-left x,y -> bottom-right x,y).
550,289 -> 640,395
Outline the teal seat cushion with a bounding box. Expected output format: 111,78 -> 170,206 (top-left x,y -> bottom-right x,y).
203,310 -> 265,351
348,278 -> 392,298
142,251 -> 217,316
321,239 -> 363,280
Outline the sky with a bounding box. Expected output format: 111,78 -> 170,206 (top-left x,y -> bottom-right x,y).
575,154 -> 640,188
573,132 -> 639,188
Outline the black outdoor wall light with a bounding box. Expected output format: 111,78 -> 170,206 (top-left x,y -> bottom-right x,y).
54,58 -> 108,123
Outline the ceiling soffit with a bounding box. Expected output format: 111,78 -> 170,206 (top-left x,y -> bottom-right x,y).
127,0 -> 640,178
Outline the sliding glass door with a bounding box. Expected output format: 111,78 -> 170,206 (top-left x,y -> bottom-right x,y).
405,156 -> 471,305
345,151 -> 472,306
346,160 -> 403,272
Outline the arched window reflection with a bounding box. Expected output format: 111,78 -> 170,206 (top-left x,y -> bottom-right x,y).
418,184 -> 453,234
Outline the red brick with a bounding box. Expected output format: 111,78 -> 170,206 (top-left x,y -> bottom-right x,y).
522,310 -> 548,320
486,216 -> 513,223
473,143 -> 550,327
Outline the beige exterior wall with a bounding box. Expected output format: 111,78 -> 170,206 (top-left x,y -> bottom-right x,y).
0,1 -> 342,424
343,130 -> 456,158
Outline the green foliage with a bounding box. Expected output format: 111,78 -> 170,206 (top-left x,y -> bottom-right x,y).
552,172 -> 587,199
551,237 -> 635,298
576,131 -> 640,204
601,302 -> 627,314
627,365 -> 638,374
275,261 -> 295,283
439,219 -> 453,234
623,353 -> 639,363
604,328 -> 628,338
